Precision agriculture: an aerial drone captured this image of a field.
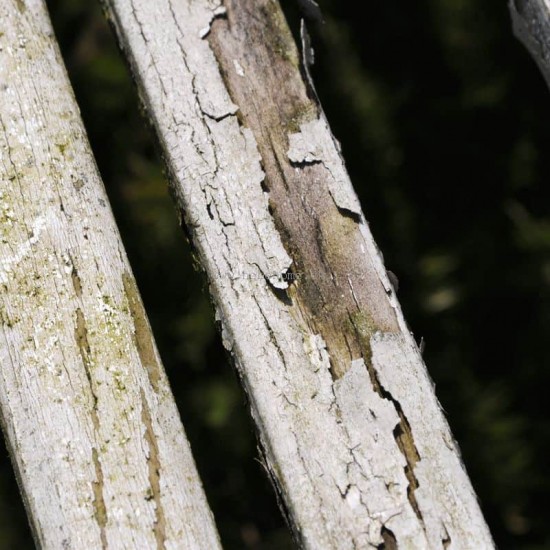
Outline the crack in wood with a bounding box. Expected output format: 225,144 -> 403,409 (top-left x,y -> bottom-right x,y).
74,308 -> 107,545
378,526 -> 398,550
122,272 -> 162,393
91,447 -> 108,549
140,390 -> 167,549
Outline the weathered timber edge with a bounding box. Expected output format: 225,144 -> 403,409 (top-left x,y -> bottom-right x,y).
101,0 -> 495,547
0,0 -> 221,547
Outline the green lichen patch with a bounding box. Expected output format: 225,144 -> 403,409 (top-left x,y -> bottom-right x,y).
283,101 -> 318,134
349,309 -> 379,360
55,141 -> 69,156
262,0 -> 300,68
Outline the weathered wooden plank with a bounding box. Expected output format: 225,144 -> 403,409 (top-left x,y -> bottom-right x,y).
510,0 -> 550,89
0,1 -> 221,547
101,0 -> 495,547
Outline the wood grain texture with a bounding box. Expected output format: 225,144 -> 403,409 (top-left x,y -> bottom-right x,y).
0,1 -> 221,547
102,0 -> 495,547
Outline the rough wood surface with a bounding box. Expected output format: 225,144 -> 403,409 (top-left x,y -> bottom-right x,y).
0,1 -> 221,548
510,0 -> 550,89
102,0 -> 495,547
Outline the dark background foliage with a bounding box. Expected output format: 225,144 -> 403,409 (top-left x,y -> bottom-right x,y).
1,0 -> 549,548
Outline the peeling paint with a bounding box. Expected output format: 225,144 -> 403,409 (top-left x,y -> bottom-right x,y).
233,59 -> 245,77
100,0 -> 495,547
287,116 -> 362,216
198,5 -> 227,38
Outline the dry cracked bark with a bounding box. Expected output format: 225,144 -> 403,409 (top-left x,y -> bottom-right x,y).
101,0 -> 495,547
0,0 -> 221,547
